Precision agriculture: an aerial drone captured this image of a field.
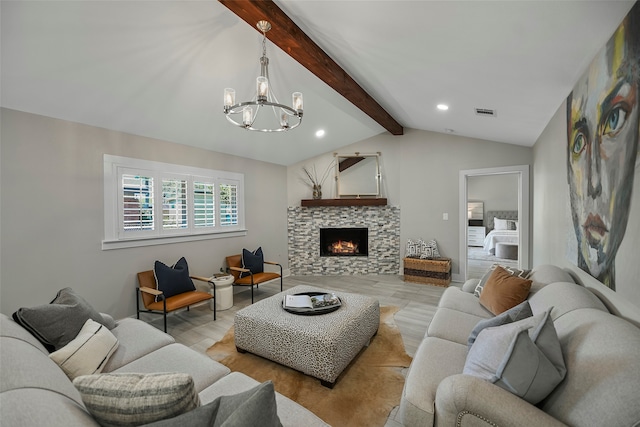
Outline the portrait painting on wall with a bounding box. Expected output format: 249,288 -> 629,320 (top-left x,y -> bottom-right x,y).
566,2 -> 640,291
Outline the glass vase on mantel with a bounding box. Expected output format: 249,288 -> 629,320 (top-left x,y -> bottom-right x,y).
312,184 -> 322,200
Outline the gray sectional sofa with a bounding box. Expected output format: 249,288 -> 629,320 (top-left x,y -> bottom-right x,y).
399,264 -> 640,426
0,312 -> 329,426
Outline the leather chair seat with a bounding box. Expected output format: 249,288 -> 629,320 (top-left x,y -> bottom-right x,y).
234,272 -> 281,286
226,253 -> 283,304
136,269 -> 215,332
145,291 -> 212,312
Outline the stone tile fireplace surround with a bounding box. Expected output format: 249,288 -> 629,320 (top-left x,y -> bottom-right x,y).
287,205 -> 400,275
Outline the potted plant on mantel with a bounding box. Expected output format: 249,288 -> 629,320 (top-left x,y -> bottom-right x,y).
302,162 -> 334,200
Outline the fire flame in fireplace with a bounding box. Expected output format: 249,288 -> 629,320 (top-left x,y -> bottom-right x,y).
330,240 -> 359,255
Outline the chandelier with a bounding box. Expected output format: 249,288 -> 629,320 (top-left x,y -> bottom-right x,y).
223,20 -> 303,132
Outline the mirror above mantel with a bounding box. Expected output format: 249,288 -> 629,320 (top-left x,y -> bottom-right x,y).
335,153 -> 381,198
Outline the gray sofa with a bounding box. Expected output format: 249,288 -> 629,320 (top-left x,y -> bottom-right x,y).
0,312 -> 329,426
399,264 -> 640,427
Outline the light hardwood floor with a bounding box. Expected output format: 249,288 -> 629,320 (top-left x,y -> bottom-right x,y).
140,275 -> 457,427
467,246 -> 518,279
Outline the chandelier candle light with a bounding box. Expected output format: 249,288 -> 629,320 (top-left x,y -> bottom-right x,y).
223,20 -> 303,132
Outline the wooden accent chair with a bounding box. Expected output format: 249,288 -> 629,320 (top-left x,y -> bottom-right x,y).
136,270 -> 215,332
225,254 -> 282,304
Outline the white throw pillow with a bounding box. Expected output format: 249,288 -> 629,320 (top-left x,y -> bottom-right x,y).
49,318 -> 118,380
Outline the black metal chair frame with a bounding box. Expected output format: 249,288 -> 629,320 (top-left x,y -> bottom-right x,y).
136,277 -> 216,333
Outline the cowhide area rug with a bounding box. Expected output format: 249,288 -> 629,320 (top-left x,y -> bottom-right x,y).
206,306 -> 412,427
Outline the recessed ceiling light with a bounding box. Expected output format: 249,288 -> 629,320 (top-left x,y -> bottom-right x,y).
437,104 -> 449,111
315,129 -> 325,138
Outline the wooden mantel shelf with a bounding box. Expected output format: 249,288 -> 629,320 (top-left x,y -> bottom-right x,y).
301,198 -> 387,207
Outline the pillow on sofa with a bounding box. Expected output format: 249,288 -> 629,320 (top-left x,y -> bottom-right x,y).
49,319 -> 119,380
141,381 -> 282,427
154,257 -> 196,300
474,264 -> 531,297
527,308 -> 566,375
463,309 -> 566,404
462,278 -> 480,293
12,287 -> 113,352
467,300 -> 532,348
479,266 -> 532,315
241,247 -> 264,277
100,313 -> 117,330
73,372 -> 200,427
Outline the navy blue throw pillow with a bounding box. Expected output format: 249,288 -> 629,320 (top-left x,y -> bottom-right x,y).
154,257 -> 196,300
241,247 -> 264,277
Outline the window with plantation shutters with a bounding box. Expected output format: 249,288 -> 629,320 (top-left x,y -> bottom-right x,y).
194,180 -> 215,228
162,177 -> 188,231
122,174 -> 154,232
220,182 -> 239,226
104,155 -> 245,250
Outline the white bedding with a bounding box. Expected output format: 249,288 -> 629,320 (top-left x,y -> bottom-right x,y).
483,229 -> 519,253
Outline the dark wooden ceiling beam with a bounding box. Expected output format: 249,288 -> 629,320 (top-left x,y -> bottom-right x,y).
218,0 -> 403,136
338,156 -> 365,172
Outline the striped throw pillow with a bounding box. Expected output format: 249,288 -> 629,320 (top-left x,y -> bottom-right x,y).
73,373 -> 200,427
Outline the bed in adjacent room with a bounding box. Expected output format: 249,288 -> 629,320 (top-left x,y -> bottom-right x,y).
483,211 -> 519,255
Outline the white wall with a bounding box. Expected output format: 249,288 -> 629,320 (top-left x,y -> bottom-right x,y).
533,101 -> 640,325
468,174 -> 519,215
0,108 -> 288,319
287,128 -> 533,276
287,134 -> 403,205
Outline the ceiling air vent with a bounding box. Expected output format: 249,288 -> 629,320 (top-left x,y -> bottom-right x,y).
475,108 -> 497,117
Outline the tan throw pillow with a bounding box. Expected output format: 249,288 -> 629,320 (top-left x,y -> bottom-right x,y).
479,266 -> 532,315
474,264 -> 531,297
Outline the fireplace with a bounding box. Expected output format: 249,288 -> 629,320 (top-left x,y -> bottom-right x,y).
288,205 -> 400,274
320,227 -> 368,257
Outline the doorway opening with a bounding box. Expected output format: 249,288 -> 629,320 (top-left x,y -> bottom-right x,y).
459,165 -> 530,282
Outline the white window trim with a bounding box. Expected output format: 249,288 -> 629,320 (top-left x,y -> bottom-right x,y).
103,155 -> 246,250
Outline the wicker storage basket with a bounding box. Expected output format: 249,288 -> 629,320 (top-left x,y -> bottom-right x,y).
403,257 -> 451,287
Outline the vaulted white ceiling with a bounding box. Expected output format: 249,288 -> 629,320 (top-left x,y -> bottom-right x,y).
1,1 -> 635,165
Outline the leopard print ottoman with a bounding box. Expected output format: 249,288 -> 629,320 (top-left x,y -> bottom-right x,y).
234,285 -> 380,388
